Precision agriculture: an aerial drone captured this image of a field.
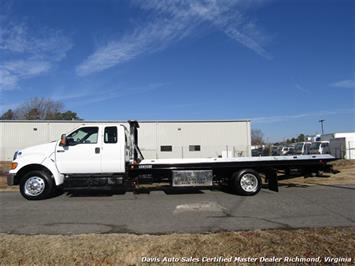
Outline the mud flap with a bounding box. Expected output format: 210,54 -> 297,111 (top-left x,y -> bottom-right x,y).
267,169 -> 279,192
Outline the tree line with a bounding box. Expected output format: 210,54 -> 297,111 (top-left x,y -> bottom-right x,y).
1,98 -> 81,120
285,134 -> 306,144
251,129 -> 308,146
2,99 -> 307,145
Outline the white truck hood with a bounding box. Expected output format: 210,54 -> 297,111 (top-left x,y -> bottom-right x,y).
17,142 -> 57,159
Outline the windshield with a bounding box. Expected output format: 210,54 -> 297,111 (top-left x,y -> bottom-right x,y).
310,142 -> 321,150
67,127 -> 98,145
295,143 -> 304,150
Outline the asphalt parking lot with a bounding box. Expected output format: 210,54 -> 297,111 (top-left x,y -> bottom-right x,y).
0,184 -> 354,235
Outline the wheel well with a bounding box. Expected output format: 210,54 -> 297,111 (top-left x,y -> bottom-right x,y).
14,164 -> 53,185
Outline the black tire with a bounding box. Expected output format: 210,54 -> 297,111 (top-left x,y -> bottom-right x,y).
231,169 -> 262,196
19,170 -> 54,200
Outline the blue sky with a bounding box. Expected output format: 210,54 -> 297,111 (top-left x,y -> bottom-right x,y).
0,0 -> 354,141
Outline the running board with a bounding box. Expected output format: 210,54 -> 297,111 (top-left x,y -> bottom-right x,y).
64,175 -> 124,188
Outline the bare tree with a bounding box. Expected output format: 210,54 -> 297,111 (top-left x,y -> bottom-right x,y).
15,97 -> 63,120
1,97 -> 81,120
251,129 -> 265,146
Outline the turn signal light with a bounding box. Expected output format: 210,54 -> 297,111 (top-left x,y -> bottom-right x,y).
11,162 -> 18,170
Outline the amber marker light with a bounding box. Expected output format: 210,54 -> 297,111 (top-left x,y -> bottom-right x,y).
11,162 -> 18,170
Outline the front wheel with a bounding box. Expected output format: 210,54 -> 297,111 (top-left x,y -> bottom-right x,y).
231,169 -> 262,196
19,170 -> 54,200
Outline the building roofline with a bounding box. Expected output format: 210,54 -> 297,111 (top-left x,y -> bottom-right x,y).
322,132 -> 355,135
0,119 -> 251,123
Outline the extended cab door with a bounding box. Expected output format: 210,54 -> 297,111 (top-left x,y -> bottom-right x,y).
100,125 -> 125,173
55,126 -> 101,174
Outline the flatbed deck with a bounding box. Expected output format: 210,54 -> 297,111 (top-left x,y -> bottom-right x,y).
137,154 -> 335,170
130,154 -> 336,193
140,154 -> 334,165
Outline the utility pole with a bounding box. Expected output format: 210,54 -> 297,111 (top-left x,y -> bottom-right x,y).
319,119 -> 325,135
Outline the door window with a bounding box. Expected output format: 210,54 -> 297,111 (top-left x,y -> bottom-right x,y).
67,127 -> 98,145
104,127 -> 117,143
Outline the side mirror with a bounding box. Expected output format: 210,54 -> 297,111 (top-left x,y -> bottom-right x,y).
60,134 -> 67,146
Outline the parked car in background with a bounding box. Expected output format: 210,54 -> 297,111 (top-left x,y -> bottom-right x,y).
251,148 -> 263,157
294,142 -> 312,155
285,147 -> 295,155
272,146 -> 280,156
309,141 -> 330,154
279,146 -> 293,155
251,147 -> 270,156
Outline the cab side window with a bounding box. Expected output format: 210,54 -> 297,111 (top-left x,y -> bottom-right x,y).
67,127 -> 98,145
104,127 -> 117,143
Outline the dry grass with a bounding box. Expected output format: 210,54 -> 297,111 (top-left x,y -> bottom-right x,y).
0,161 -> 11,174
279,160 -> 355,186
1,227 -> 354,265
0,161 -> 10,188
0,178 -> 7,189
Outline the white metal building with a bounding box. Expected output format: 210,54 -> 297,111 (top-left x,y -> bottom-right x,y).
0,120 -> 251,161
321,132 -> 355,159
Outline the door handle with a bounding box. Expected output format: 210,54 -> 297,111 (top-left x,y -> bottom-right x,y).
95,147 -> 100,154
57,150 -> 64,153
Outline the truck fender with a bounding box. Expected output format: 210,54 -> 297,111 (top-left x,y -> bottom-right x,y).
10,154 -> 64,186
41,157 -> 64,186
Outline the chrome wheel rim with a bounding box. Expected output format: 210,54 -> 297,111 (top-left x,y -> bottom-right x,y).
24,176 -> 45,196
240,173 -> 258,192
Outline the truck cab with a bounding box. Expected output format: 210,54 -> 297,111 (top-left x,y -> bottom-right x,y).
8,124 -> 131,199
294,142 -> 311,155
56,124 -> 129,174
309,141 -> 330,155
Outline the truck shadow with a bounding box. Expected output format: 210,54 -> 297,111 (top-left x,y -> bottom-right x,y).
273,183 -> 310,189
63,189 -> 126,197
60,185 -> 234,197
139,187 -> 206,195
55,174 -> 348,198
316,184 -> 355,190
277,173 -> 332,180
59,182 -> 311,198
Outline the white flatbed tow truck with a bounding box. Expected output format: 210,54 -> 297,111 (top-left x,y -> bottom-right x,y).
7,121 -> 336,200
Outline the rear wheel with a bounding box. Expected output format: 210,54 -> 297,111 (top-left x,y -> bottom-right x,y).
19,170 -> 54,200
232,169 -> 261,196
